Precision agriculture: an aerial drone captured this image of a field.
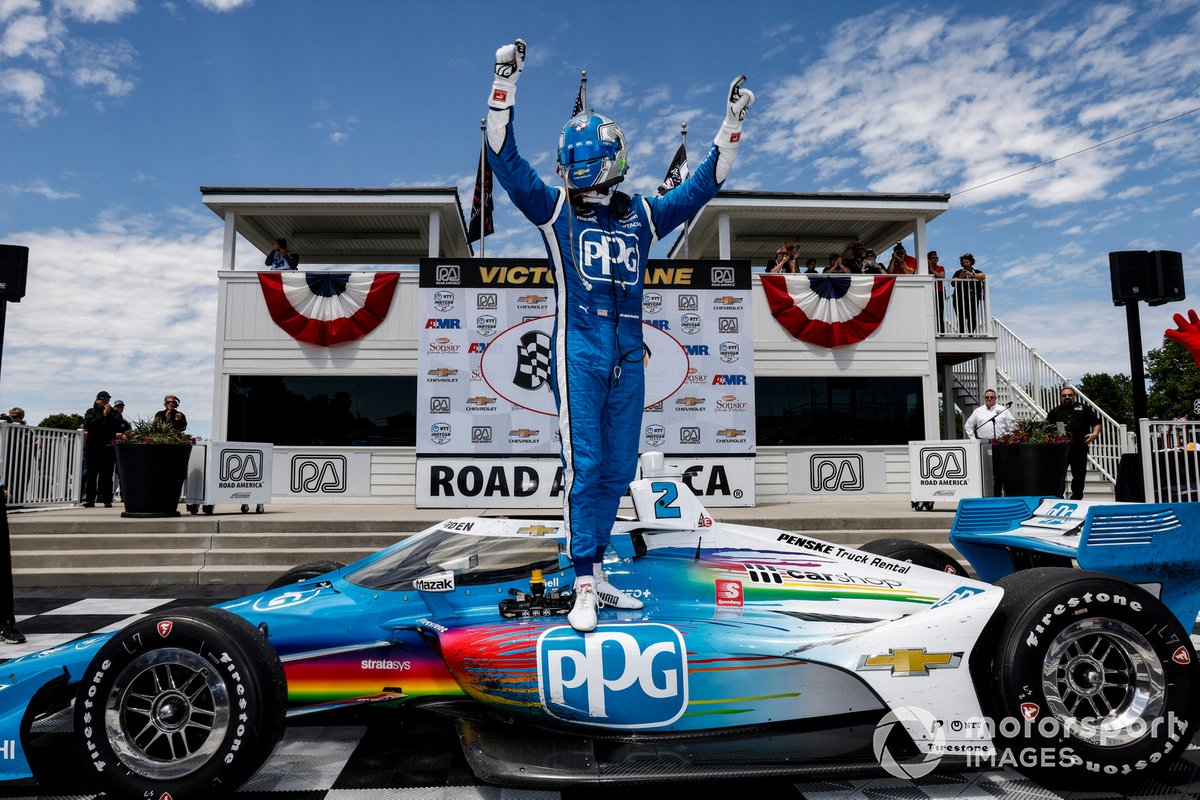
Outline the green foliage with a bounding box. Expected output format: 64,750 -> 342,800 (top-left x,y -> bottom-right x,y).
992,417 -> 1069,445
1147,339 -> 1200,419
114,417 -> 196,446
1077,372 -> 1134,428
37,412 -> 83,430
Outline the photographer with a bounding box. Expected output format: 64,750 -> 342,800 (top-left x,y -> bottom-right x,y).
887,243 -> 916,274
265,237 -> 300,270
767,243 -> 799,273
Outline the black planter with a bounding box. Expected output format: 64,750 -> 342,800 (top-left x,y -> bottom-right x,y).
992,442 -> 1070,497
115,444 -> 192,518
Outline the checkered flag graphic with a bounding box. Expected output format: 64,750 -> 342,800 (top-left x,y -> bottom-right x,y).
513,330 -> 552,390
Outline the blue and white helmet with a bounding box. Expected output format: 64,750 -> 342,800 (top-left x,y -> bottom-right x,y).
557,111 -> 628,192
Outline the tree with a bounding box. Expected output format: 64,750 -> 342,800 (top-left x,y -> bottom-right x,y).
1077,372 -> 1134,429
37,412 -> 83,430
1146,338 -> 1200,419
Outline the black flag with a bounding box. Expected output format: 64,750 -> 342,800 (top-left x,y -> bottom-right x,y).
657,142 -> 689,195
467,152 -> 493,243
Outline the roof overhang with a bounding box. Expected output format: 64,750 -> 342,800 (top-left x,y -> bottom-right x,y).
201,187 -> 472,265
667,191 -> 951,263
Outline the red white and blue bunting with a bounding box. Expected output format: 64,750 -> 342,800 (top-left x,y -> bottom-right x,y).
258,271 -> 399,347
760,274 -> 896,348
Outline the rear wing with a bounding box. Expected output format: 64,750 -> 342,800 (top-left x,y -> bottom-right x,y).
951,497 -> 1200,630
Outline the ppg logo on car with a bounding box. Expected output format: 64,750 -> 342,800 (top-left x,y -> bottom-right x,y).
536,624 -> 688,728
810,454 -> 864,491
919,447 -> 967,480
290,455 -> 346,494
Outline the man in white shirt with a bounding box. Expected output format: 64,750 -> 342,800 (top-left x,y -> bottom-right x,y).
965,389 -> 1016,441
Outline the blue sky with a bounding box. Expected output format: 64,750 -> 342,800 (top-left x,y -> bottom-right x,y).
0,0 -> 1198,436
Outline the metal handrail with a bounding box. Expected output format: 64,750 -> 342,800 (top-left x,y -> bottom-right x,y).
1139,418 -> 1200,502
993,319 -> 1132,483
0,423 -> 84,507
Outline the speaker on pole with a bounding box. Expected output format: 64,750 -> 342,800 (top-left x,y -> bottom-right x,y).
0,245 -> 28,303
1109,250 -> 1149,306
1148,249 -> 1185,306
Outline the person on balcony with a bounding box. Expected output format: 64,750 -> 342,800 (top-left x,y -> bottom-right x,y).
886,243 -> 916,274
1046,386 -> 1101,500
952,253 -> 987,333
265,238 -> 300,271
929,250 -> 947,333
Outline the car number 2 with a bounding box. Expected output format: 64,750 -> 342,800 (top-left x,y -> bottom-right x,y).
651,481 -> 682,519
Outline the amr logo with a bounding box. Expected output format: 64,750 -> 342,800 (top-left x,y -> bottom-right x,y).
219,450 -> 263,482
290,455 -> 347,494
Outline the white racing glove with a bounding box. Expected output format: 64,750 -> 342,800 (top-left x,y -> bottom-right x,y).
490,38 -> 525,110
714,74 -> 753,183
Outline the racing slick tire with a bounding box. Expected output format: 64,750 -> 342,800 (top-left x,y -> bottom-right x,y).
73,606 -> 288,798
265,560 -> 346,590
858,538 -> 968,576
979,567 -> 1198,784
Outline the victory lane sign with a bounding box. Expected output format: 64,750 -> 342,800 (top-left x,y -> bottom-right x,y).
416,258 -> 755,508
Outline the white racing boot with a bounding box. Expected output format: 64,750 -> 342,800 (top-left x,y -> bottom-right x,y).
594,563 -> 643,610
568,575 -> 598,632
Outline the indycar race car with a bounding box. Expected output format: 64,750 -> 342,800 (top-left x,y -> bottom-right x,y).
0,453 -> 1196,797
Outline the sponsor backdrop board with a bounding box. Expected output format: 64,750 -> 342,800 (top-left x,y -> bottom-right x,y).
417,258 -> 755,507
416,456 -> 755,508
908,440 -> 992,503
789,450 -> 889,495
271,450 -> 373,497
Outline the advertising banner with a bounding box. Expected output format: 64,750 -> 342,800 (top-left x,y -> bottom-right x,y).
271,450 -> 373,497
416,258 -> 754,507
908,440 -> 992,503
789,449 -> 889,495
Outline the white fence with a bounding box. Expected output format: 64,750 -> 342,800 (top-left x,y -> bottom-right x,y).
1140,419 -> 1200,503
1,423 -> 84,508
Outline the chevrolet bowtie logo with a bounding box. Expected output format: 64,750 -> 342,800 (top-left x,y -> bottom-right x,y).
718,429 -> 745,436
518,525 -> 558,536
510,429 -> 538,437
857,648 -> 963,676
518,295 -> 546,303
714,296 -> 742,304
467,396 -> 496,404
427,368 -> 458,377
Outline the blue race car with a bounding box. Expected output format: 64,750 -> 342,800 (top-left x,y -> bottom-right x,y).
1,457 -> 1196,797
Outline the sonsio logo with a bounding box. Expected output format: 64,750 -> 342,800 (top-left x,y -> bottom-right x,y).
537,624 -> 688,728
427,337 -> 460,354
477,292 -> 498,309
435,265 -> 460,285
678,294 -> 698,310
685,367 -> 707,384
680,313 -> 701,334
433,291 -> 454,312
431,423 -> 452,444
919,447 -> 967,480
429,397 -> 451,413
643,292 -> 663,313
715,394 -> 748,411
289,455 -> 347,494
219,449 -> 263,482
578,229 -> 640,283
645,424 -> 665,446
711,266 -> 735,286
719,341 -> 739,363
810,454 -> 864,491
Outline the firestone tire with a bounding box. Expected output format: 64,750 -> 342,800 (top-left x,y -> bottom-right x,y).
265,561 -> 346,591
858,538 -> 968,577
981,568 -> 1198,784
74,606 -> 288,798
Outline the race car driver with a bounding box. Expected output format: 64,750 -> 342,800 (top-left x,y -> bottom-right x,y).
486,39 -> 753,631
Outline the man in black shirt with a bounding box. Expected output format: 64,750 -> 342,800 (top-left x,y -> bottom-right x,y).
1045,386 -> 1101,500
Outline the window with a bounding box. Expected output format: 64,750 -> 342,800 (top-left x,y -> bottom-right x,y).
755,376 -> 922,446
228,376 -> 417,446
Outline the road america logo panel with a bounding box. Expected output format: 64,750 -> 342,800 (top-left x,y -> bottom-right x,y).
536,623 -> 688,728
219,449 -> 263,484
711,266 -> 735,286
919,447 -> 967,481
811,454 -> 864,491
435,265 -> 460,285
290,455 -> 347,493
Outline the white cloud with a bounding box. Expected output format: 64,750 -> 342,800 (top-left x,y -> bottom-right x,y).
190,0 -> 251,11
69,39 -> 136,98
0,13 -> 51,58
0,216 -> 222,433
0,0 -> 38,24
0,67 -> 53,123
52,0 -> 137,23
1192,208 -> 1200,217
329,131 -> 348,145
3,178 -> 79,199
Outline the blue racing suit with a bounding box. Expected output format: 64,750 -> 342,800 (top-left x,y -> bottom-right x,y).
487,101 -> 736,575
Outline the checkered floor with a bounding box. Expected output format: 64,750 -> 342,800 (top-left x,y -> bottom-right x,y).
3,594 -> 1200,799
